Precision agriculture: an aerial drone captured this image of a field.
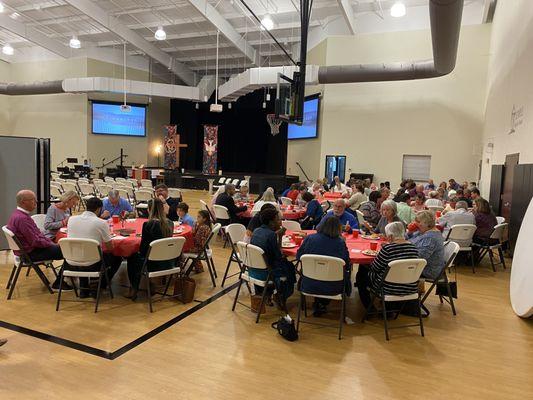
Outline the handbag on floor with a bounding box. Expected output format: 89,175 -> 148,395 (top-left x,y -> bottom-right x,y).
271,315 -> 298,342
250,295 -> 267,314
435,265 -> 458,299
173,276 -> 196,303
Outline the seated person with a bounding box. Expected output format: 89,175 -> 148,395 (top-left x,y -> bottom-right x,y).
424,179 -> 436,191
411,193 -> 426,213
246,203 -> 277,239
316,199 -> 359,233
330,176 -> 350,195
408,211 -> 445,280
424,191 -> 444,208
176,202 -> 196,227
470,187 -> 481,201
442,196 -> 458,215
250,208 -> 296,308
300,192 -> 323,229
44,190 -> 79,240
295,185 -> 309,207
286,184 -> 300,204
296,216 -> 351,316
67,197 -> 123,297
101,190 -> 134,219
7,190 -> 69,290
310,181 -> 323,197
185,210 -> 213,273
396,193 -> 416,225
233,185 -> 251,203
455,188 -> 472,207
215,184 -> 248,224
356,221 -> 419,308
345,183 -> 367,214
472,197 -> 498,244
281,185 -> 292,197
438,200 -> 475,239
376,187 -> 391,210
211,185 -> 225,207
125,198 -> 174,300
252,188 -> 280,215
155,183 -> 182,221
366,200 -> 404,234
448,179 -> 461,191
359,191 -> 382,228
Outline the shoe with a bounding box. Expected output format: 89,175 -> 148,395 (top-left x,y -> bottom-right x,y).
312,302 -> 328,317
124,288 -> 138,301
79,290 -> 97,299
0,338 -> 7,347
52,279 -> 73,292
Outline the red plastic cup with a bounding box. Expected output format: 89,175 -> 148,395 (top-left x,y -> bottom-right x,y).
112,215 -> 120,224
435,210 -> 442,218
352,230 -> 359,239
370,242 -> 378,251
289,205 -> 294,210
294,236 -> 303,246
408,222 -> 419,232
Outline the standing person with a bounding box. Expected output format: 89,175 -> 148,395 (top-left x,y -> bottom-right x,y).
7,190 -> 70,291
125,198 -> 174,300
185,210 -> 213,273
215,184 -> 248,224
155,183 -> 182,221
67,197 -> 122,298
44,190 -> 79,240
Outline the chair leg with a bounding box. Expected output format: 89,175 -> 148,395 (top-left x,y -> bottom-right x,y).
446,281 -> 457,315
339,293 -> 346,340
231,277 -> 243,311
70,277 -> 78,298
498,247 -> 506,269
32,264 -> 53,294
25,266 -> 31,277
381,297 -> 389,341
104,268 -> 114,299
210,256 -> 218,279
6,265 -> 16,289
470,250 -> 476,274
418,297 -> 425,337
94,275 -> 103,313
255,284 -> 269,324
296,293 -> 303,333
361,294 -> 375,323
488,250 -> 496,272
206,258 -> 217,288
162,274 -> 173,297
221,255 -> 233,287
147,276 -> 153,313
55,269 -> 64,311
7,265 -> 23,300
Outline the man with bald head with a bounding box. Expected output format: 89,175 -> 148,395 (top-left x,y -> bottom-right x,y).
316,198 -> 359,232
7,190 -> 70,290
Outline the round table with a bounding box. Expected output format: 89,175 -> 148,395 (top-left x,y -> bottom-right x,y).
56,219 -> 194,258
238,204 -> 306,220
322,192 -> 344,200
281,230 -> 386,264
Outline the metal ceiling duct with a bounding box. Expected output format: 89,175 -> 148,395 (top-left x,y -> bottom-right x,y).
0,80 -> 64,95
317,0 -> 464,84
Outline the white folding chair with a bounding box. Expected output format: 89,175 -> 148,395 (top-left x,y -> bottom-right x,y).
104,176 -> 115,183
57,238 -> 114,313
473,223 -> 508,272
141,237 -> 186,312
200,199 -> 217,222
134,190 -> 153,216
127,178 -> 138,188
280,196 -> 293,206
78,183 -> 96,208
496,216 -> 505,225
356,210 -> 366,229
421,241 -> 460,316
213,177 -> 226,190
282,220 -> 302,231
221,223 -> 247,287
96,184 -> 112,198
183,224 -> 221,288
61,182 -> 78,193
232,241 -> 276,323
213,205 -> 231,247
168,188 -> 182,199
224,178 -> 233,184
321,200 -> 331,213
141,179 -> 153,188
115,177 -> 127,183
2,226 -> 55,299
427,206 -> 444,215
239,180 -> 248,188
362,258 -> 427,341
78,177 -> 89,184
231,178 -> 240,187
296,255 -> 347,339
445,224 -> 477,273
31,214 -> 47,233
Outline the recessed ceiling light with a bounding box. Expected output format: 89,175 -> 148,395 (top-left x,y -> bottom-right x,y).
10,12 -> 20,19
260,14 -> 274,31
2,44 -> 14,55
390,2 -> 406,18
69,36 -> 81,49
154,26 -> 166,41
0,3 -> 4,13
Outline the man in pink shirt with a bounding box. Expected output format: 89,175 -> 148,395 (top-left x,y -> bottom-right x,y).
7,190 -> 70,291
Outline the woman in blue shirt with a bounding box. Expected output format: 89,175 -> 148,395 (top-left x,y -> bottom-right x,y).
296,216 -> 351,316
408,210 -> 445,280
300,191 -> 323,229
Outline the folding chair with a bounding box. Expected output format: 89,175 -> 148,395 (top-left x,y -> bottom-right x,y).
362,258 -> 427,341
168,188 -> 182,199
213,177 -> 226,190
473,223 -> 508,272
445,224 -> 477,273
427,206 -> 444,215
183,223 -> 221,287
2,226 -> 55,299
280,197 -> 293,206
213,204 -> 231,247
221,223 -> 246,287
135,190 -> 153,217
31,214 -> 47,233
421,241 -> 460,316
232,241 -> 278,323
57,238 -> 114,313
200,200 -> 216,223
321,200 -> 331,213
141,179 -> 153,188
104,176 -> 115,183
141,237 -> 186,312
496,216 -> 505,225
50,185 -> 63,202
356,210 -> 366,228
296,255 -> 347,339
231,178 -> 240,187
282,220 -> 302,231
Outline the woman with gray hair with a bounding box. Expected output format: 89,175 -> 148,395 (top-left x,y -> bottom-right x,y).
365,199 -> 404,234
251,188 -> 280,215
44,190 -> 79,239
356,221 -> 420,308
408,210 -> 445,279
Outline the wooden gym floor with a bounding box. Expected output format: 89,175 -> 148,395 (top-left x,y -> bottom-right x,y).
1,190 -> 532,399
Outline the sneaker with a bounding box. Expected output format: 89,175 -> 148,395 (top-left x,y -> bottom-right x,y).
51,279 -> 73,292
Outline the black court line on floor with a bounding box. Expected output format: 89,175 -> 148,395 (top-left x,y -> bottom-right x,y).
0,282 -> 239,360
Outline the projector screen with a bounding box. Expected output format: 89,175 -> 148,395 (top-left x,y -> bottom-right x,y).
92,102 -> 146,137
288,95 -> 320,140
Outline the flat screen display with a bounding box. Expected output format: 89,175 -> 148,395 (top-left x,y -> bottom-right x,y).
288,96 -> 320,140
92,102 -> 146,137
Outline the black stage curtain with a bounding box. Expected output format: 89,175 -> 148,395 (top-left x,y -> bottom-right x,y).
170,89 -> 288,175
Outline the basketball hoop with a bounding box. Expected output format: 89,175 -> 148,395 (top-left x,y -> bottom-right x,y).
267,114 -> 283,135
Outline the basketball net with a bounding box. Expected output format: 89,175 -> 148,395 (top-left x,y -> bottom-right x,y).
267,114 -> 283,135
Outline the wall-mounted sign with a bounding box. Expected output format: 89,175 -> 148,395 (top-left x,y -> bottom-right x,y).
509,104 -> 525,134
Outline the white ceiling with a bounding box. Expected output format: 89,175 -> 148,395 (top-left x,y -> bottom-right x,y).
0,0 -> 491,83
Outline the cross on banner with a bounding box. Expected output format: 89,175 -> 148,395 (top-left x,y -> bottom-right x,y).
163,125 -> 188,169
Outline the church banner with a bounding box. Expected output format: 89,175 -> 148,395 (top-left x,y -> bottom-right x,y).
163,125 -> 178,170
203,125 -> 218,175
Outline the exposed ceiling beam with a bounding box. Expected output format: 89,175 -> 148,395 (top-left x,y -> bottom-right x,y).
62,0 -> 196,86
185,0 -> 260,65
337,0 -> 357,34
482,0 -> 497,23
0,14 -> 71,58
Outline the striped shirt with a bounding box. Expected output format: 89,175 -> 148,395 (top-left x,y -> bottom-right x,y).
368,242 -> 420,296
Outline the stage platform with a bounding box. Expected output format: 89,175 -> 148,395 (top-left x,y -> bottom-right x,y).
163,170 -> 299,194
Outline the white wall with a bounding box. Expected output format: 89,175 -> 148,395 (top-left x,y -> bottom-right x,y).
480,0 -> 533,197
287,25 -> 491,189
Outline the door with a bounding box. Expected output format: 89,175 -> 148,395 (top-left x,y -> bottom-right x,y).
501,153 -> 519,221
325,155 -> 346,183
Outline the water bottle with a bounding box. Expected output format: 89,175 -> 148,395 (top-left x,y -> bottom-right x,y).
108,218 -> 113,233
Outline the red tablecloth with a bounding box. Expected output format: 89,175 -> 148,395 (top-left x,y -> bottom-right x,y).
322,192 -> 343,200
56,219 -> 194,258
238,204 -> 306,220
281,230 -> 386,264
